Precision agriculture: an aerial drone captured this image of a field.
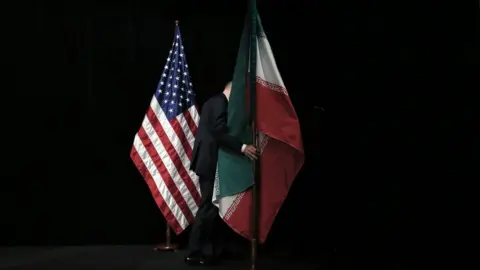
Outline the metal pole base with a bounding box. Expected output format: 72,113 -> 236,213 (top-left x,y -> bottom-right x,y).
153,243 -> 179,252
154,221 -> 178,252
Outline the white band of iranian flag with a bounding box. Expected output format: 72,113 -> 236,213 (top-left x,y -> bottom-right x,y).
213,16 -> 304,244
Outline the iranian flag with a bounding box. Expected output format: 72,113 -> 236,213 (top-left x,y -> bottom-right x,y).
212,6 -> 304,244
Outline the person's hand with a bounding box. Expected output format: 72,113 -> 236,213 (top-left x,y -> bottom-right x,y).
243,145 -> 258,160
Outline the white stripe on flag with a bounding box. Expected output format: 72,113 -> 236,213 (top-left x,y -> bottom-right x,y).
175,112 -> 200,188
256,28 -> 285,88
176,113 -> 196,152
133,134 -> 187,228
188,106 -> 200,126
255,35 -> 288,95
213,132 -> 268,220
148,99 -> 200,214
212,165 -> 243,220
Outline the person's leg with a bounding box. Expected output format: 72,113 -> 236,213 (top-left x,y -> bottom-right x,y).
212,218 -> 247,260
211,214 -> 228,258
187,202 -> 209,254
186,173 -> 217,264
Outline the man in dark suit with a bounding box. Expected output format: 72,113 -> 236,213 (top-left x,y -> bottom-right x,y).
185,82 -> 258,266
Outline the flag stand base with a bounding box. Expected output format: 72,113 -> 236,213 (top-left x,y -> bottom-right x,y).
153,243 -> 178,251
153,223 -> 178,252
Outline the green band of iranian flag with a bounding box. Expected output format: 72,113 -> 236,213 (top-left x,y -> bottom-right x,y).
212,13 -> 304,244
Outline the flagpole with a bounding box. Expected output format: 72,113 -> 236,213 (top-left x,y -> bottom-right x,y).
248,1 -> 259,269
251,127 -> 260,270
153,222 -> 179,251
152,19 -> 181,254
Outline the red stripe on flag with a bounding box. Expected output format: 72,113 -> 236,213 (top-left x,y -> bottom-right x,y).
137,126 -> 196,224
223,140 -> 302,243
255,78 -> 303,152
170,117 -> 193,158
145,109 -> 201,206
222,79 -> 304,244
130,146 -> 183,234
257,139 -> 303,242
183,110 -> 198,141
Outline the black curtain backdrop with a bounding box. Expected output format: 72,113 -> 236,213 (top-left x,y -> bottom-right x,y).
7,0 -> 473,265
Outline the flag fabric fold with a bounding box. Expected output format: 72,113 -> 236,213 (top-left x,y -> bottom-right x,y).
216,18 -> 254,199
213,11 -> 304,243
130,23 -> 201,235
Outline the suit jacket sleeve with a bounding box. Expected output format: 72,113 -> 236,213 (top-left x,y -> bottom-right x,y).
211,98 -> 243,154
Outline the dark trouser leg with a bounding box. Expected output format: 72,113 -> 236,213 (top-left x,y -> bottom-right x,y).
211,214 -> 229,257
188,172 -> 217,254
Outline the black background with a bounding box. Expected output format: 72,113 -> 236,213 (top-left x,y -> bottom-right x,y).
6,0 -> 475,267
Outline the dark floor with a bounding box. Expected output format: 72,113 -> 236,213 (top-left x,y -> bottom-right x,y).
0,246 -> 325,270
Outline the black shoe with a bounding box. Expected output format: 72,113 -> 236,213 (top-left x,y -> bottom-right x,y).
184,252 -> 210,266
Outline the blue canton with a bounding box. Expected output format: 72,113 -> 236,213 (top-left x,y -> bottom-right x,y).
155,25 -> 196,120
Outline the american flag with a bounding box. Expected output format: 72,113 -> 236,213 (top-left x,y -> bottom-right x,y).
130,23 -> 201,235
